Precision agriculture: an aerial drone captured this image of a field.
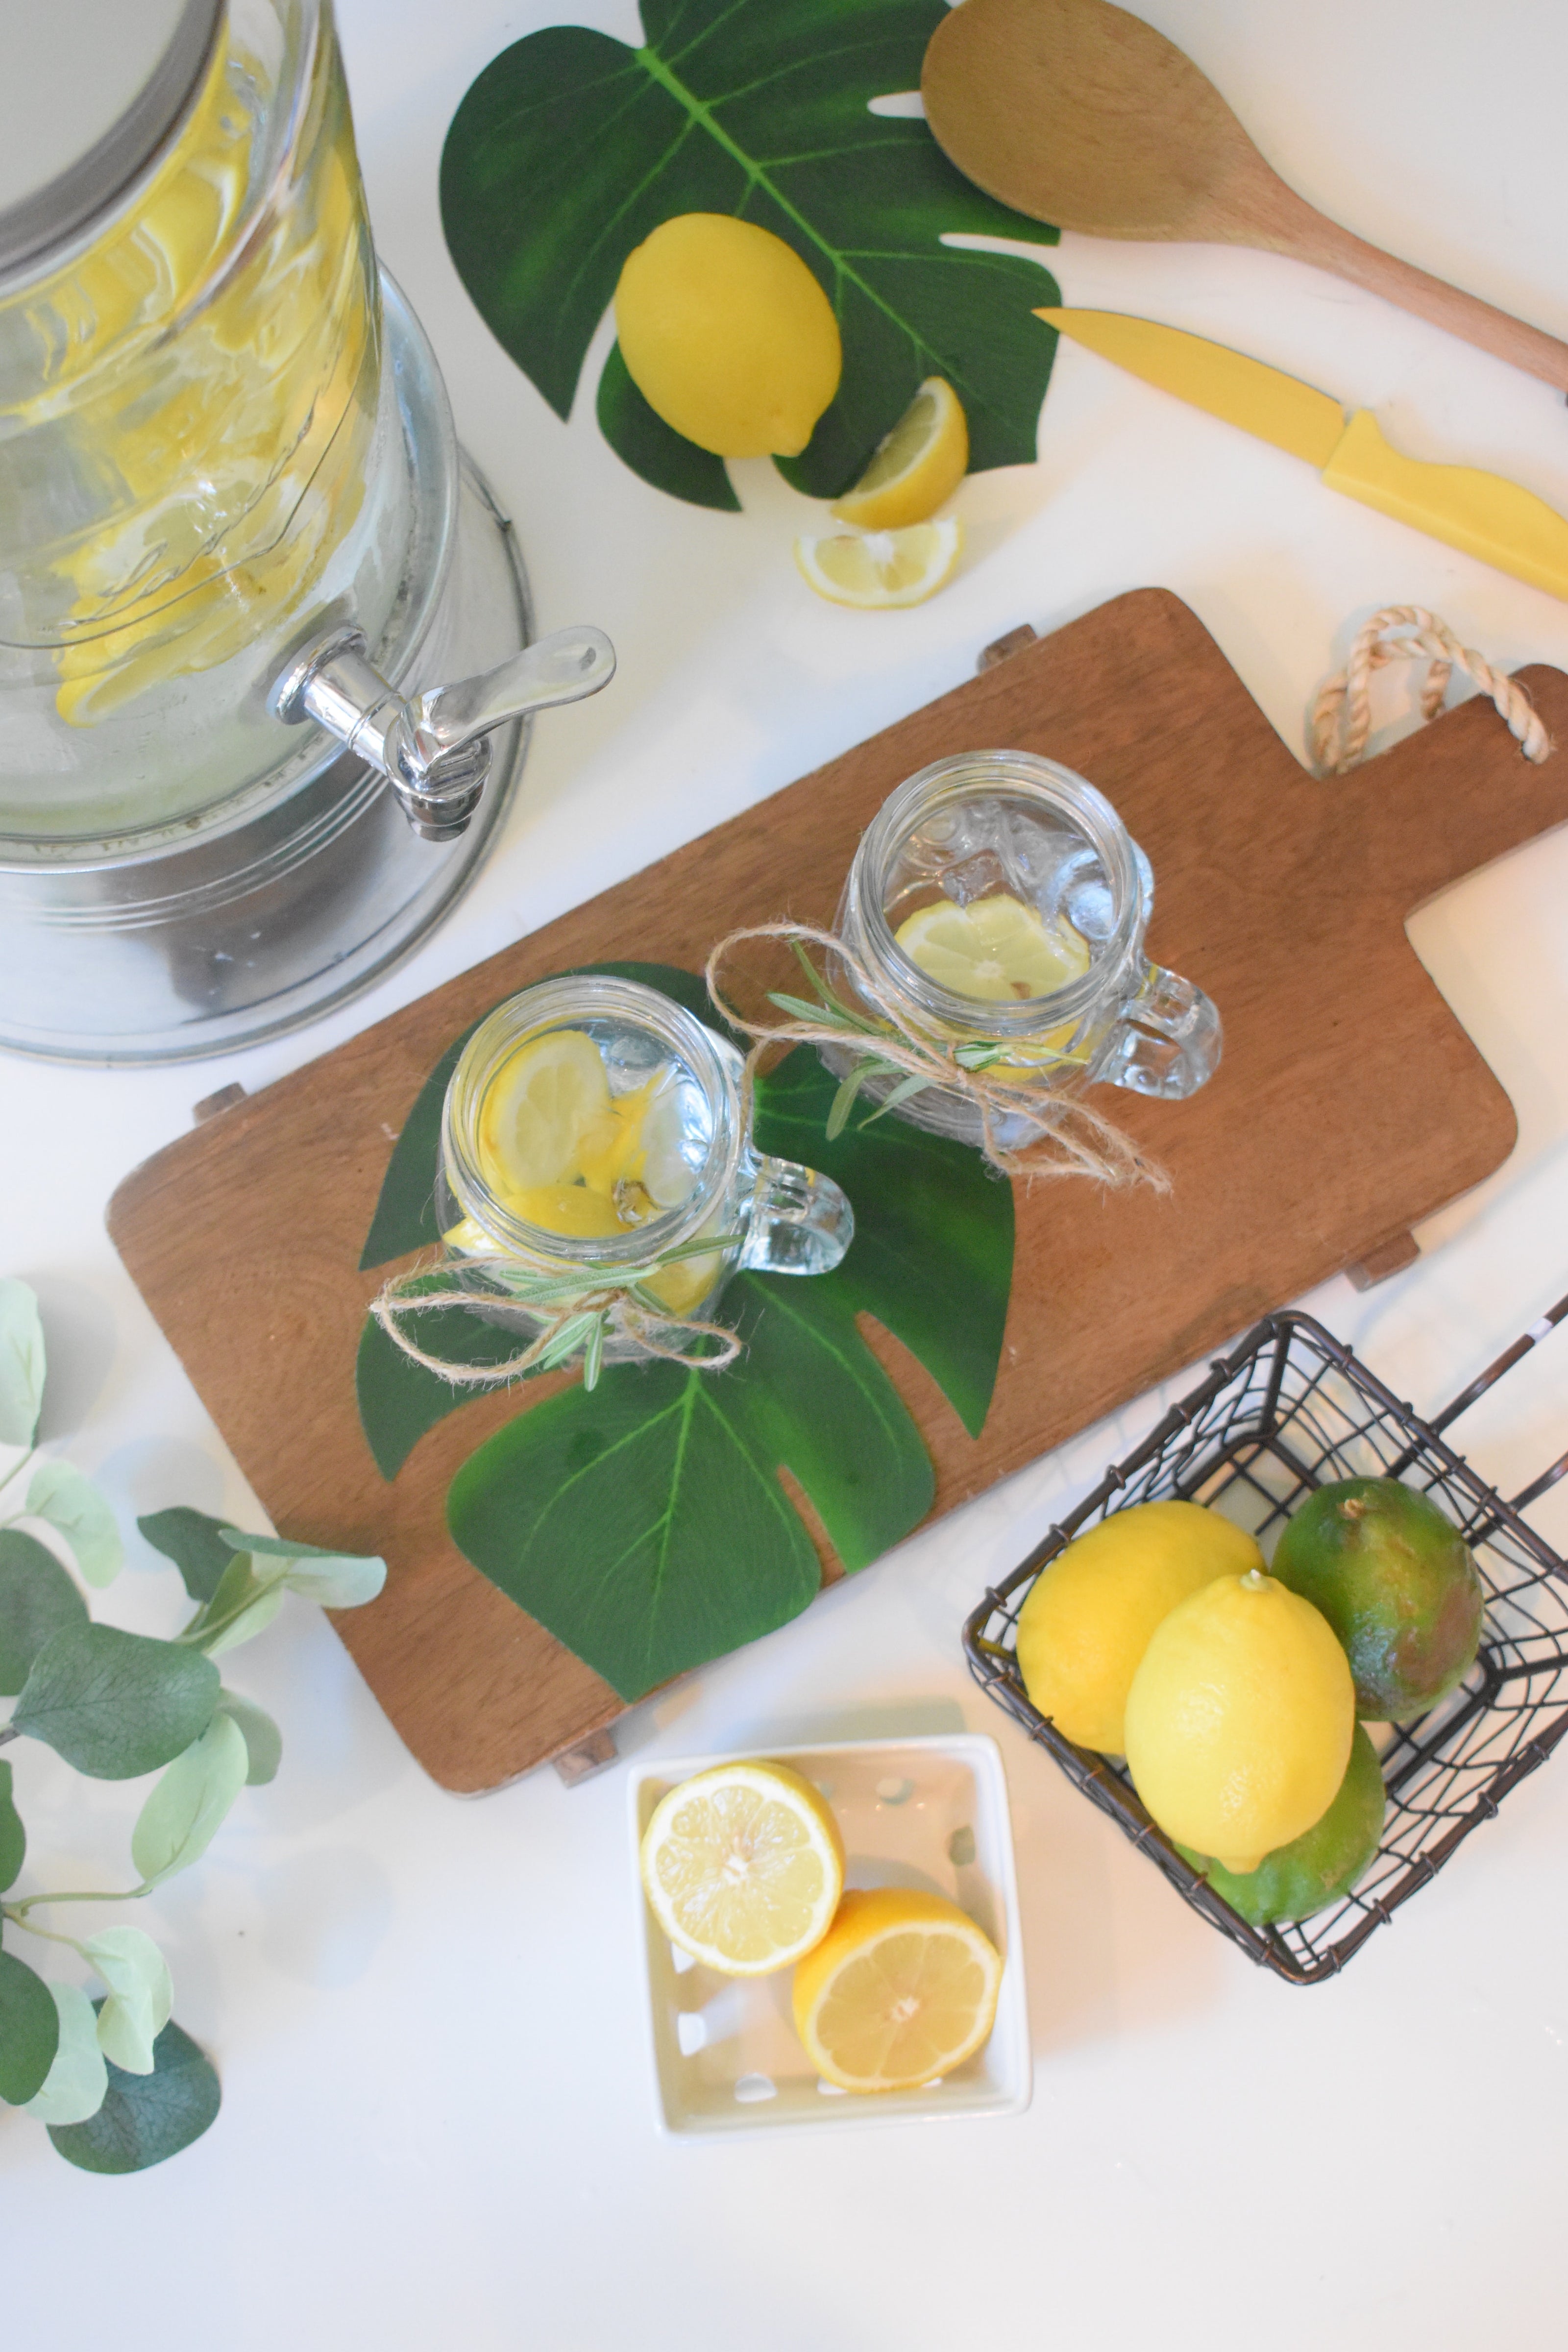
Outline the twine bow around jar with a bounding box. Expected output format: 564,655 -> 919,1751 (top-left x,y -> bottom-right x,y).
370,1234 -> 743,1395
705,924 -> 1170,1191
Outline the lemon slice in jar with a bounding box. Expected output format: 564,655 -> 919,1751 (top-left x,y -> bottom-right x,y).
894,893 -> 1089,1003
478,1029 -> 615,1192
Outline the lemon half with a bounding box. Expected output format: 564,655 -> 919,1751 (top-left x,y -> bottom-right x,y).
640,1759 -> 845,1976
831,377 -> 968,530
791,1887 -> 1003,2092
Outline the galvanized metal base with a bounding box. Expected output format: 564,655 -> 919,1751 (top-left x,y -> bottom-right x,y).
0,292 -> 532,1066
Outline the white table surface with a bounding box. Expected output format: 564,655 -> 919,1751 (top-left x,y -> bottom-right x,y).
6,0 -> 1568,2342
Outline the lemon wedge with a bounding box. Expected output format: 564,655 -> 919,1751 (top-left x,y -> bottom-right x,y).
478,1029 -> 615,1193
794,517 -> 961,609
894,893 -> 1089,1003
640,1760 -> 845,1976
791,1887 -> 1003,2092
831,378 -> 969,530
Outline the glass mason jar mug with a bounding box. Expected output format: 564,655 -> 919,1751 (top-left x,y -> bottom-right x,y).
828,751 -> 1222,1147
438,978 -> 855,1373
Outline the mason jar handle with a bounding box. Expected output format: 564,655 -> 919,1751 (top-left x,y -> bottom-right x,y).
1102,961 -> 1224,1101
736,1156 -> 855,1276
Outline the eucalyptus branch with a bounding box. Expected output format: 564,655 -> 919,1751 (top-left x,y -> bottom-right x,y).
0,1909 -> 94,1954
172,1568 -> 287,1650
0,1274 -> 388,2171
0,1444 -> 35,1502
6,1883 -> 149,1916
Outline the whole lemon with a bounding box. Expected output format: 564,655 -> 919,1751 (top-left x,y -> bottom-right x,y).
1124,1569 -> 1354,1874
613,213 -> 841,458
1014,1500 -> 1264,1754
1178,1721 -> 1387,1925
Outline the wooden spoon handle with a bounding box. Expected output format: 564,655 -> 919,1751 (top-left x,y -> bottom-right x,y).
1263,194 -> 1568,395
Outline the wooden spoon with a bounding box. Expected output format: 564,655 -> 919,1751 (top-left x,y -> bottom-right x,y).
922,0 -> 1568,393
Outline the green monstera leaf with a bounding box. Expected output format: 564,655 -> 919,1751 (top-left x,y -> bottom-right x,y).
354,966 -> 1013,1699
439,0 -> 1060,505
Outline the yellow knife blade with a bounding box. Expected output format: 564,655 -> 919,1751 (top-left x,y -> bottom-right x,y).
1036,307 -> 1568,604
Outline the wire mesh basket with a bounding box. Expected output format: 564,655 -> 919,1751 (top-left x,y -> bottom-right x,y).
963,1304 -> 1568,1984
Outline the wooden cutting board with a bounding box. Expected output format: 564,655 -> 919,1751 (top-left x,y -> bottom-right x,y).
107,589 -> 1568,1791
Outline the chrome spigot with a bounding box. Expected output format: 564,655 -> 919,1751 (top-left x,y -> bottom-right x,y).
270,622 -> 617,841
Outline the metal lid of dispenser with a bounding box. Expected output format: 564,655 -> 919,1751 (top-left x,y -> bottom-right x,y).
0,0 -> 223,277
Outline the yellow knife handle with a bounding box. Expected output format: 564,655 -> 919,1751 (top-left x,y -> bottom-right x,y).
1323,411 -> 1568,603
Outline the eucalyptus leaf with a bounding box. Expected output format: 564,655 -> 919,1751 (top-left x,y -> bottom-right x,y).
214,1691 -> 282,1786
23,1983 -> 108,2127
0,1947 -> 60,2105
12,1623 -> 219,1780
217,1530 -> 386,1609
440,0 -> 1059,505
84,1927 -> 173,2075
0,1758 -> 25,1892
130,1714 -> 248,1888
184,1550 -> 286,1655
25,1460 -> 123,1588
0,1277 -> 45,1447
49,2012 -> 220,2173
137,1507 -> 242,1604
283,1555 -> 386,1608
0,1526 -> 88,1695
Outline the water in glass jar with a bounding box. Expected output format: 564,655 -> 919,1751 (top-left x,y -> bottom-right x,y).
884,790 -> 1151,1001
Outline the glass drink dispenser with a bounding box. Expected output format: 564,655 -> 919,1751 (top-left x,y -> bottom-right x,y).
0,0 -> 613,1061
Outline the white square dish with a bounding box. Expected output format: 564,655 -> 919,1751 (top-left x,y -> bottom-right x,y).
629,1732 -> 1031,2137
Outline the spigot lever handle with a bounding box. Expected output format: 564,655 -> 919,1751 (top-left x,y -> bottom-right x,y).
403,627 -> 615,775
271,623 -> 616,842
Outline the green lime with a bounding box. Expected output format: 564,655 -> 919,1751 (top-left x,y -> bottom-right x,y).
1178,1721 -> 1386,1925
1270,1476 -> 1484,1721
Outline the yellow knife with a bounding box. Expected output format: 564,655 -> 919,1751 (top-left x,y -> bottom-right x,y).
1036,307 -> 1568,604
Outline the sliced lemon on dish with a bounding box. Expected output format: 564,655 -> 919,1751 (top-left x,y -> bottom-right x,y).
894,892 -> 1090,1003
794,517 -> 962,609
478,1029 -> 614,1192
640,1759 -> 845,1976
831,377 -> 969,531
791,1887 -> 1003,2092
